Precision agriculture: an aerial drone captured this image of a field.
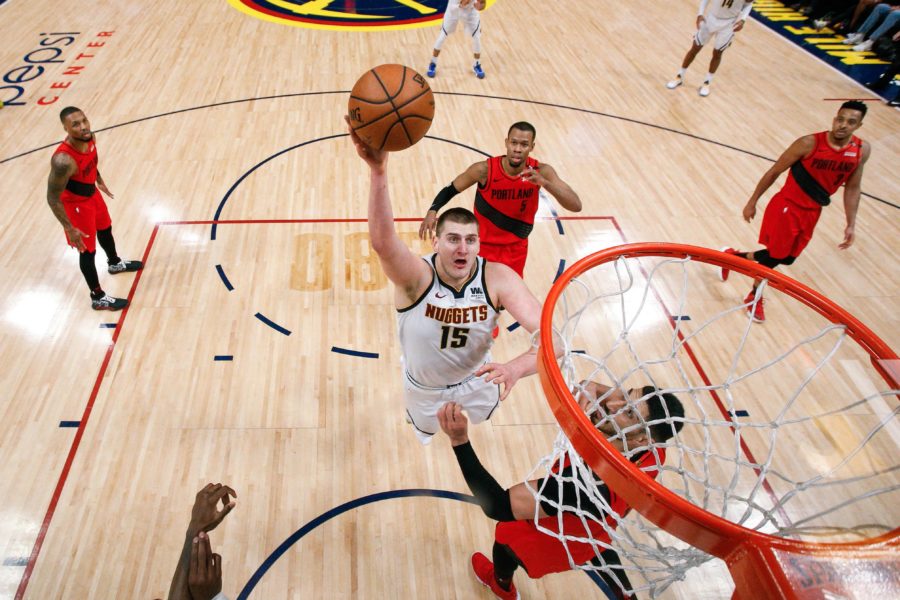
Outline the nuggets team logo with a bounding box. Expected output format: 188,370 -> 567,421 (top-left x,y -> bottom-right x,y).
227,0 -> 495,31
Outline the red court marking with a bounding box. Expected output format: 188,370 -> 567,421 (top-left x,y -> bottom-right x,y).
8,214 -> 636,598
15,224 -> 160,600
608,217 -> 793,527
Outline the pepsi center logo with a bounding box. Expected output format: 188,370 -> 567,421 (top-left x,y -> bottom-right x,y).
227,0 -> 496,31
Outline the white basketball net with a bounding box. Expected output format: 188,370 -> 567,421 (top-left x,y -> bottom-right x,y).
528,253 -> 899,599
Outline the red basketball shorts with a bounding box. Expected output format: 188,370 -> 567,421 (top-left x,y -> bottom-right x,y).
479,240 -> 528,277
62,193 -> 112,253
758,192 -> 822,260
495,514 -> 611,579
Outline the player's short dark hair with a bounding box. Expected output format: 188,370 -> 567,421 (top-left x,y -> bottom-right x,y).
436,207 -> 479,236
59,106 -> 83,123
839,101 -> 867,119
507,121 -> 536,139
642,386 -> 685,442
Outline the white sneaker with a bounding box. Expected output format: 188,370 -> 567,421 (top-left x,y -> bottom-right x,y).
842,32 -> 863,45
853,40 -> 874,52
812,18 -> 828,31
698,83 -> 711,97
666,76 -> 683,90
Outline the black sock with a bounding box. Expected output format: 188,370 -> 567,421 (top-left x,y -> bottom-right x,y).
492,542 -> 519,589
452,442 -> 514,521
591,548 -> 634,600
79,251 -> 102,294
96,227 -> 121,265
750,249 -> 781,270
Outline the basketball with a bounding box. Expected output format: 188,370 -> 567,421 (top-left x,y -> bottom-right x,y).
348,64 -> 435,152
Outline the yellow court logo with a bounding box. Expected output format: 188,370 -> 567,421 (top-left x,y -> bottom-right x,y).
227,0 -> 495,31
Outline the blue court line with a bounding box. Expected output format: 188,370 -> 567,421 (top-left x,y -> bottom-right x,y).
507,321 -> 521,332
210,134 -> 490,241
214,355 -> 233,361
730,410 -> 751,418
2,557 -> 28,567
215,264 -> 234,291
554,259 -> 567,283
548,202 -> 564,235
331,346 -> 379,359
236,488 -> 613,599
58,421 -> 80,428
2,91 -> 895,211
254,312 -> 291,336
99,323 -> 117,329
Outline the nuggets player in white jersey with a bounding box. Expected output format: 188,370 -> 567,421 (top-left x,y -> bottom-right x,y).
426,0 -> 487,80
347,118 -> 543,445
666,0 -> 754,97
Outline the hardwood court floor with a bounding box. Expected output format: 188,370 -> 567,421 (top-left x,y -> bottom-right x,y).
0,1 -> 897,598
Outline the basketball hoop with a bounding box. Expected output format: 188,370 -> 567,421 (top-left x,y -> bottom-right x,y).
534,243 -> 899,599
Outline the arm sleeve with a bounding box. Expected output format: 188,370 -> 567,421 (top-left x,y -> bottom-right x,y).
739,2 -> 754,20
697,0 -> 710,16
429,182 -> 460,212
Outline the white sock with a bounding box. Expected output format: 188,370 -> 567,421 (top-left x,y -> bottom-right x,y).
474,59 -> 481,67
677,68 -> 686,78
704,72 -> 714,84
430,55 -> 439,64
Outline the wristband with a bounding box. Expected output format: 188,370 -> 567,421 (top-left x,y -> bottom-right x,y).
429,183 -> 459,212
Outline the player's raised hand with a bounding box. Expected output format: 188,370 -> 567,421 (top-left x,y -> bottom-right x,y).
742,201 -> 757,223
345,115 -> 388,171
418,210 -> 438,240
476,362 -> 520,401
65,225 -> 89,252
188,532 -> 222,600
438,402 -> 470,445
520,166 -> 547,187
838,225 -> 855,249
188,483 -> 237,535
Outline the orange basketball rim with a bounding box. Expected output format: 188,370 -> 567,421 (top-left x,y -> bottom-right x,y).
537,243 -> 899,600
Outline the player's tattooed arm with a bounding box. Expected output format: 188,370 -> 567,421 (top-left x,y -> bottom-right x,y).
839,140 -> 870,250
46,153 -> 88,251
743,135 -> 814,222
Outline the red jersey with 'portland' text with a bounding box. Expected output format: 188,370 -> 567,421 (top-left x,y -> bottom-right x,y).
54,139 -> 99,201
782,131 -> 862,209
474,155 -> 541,245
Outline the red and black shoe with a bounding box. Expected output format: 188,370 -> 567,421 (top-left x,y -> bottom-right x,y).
472,552 -> 520,599
718,247 -> 741,282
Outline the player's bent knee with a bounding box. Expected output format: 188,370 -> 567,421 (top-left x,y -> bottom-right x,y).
483,490 -> 515,522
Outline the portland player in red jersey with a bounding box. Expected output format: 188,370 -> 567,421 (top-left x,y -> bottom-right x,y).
720,101 -> 871,323
437,383 -> 684,600
418,122 -> 582,278
46,107 -> 143,310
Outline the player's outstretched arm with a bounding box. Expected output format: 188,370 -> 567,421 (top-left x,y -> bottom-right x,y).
743,135 -> 814,222
523,163 -> 582,212
347,118 -> 431,300
475,264 -> 543,400
418,161 -> 487,240
167,483 -> 236,600
839,141 -> 870,249
46,153 -> 88,252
